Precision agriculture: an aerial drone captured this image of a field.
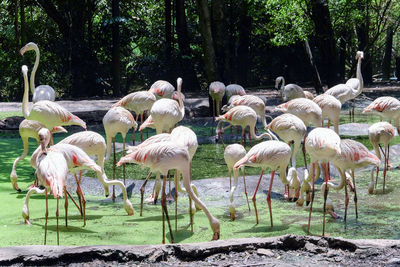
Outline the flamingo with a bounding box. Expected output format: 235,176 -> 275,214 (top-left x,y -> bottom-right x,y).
224,144 -> 250,220
305,127 -> 341,236
324,51 -> 364,121
103,106 -> 137,193
265,113 -> 307,168
10,119 -> 66,191
234,140 -> 291,226
34,149 -> 69,245
117,141 -> 220,243
313,94 -> 342,134
215,106 -> 270,145
286,167 -> 301,202
148,80 -> 175,99
368,122 -> 395,193
363,96 -> 400,133
331,139 -> 380,221
209,81 -> 226,117
296,168 -> 312,207
148,78 -> 184,134
221,94 -> 267,127
112,91 -> 156,142
21,65 -> 86,139
275,76 -> 307,102
20,42 -> 55,103
225,84 -> 246,101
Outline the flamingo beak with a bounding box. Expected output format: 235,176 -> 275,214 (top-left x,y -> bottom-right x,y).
212,231 -> 220,240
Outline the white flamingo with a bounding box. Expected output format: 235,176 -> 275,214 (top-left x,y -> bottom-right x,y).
234,140 -> 291,226
148,80 -> 175,99
10,119 -> 66,191
275,76 -> 308,101
117,141 -> 220,243
20,42 -> 55,103
363,96 -> 400,133
209,81 -> 226,117
275,98 -> 322,128
225,84 -> 246,101
313,94 -> 342,134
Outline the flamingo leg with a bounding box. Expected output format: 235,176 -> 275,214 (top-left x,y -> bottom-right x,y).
242,168 -> 250,212
252,170 -> 264,225
307,162 -> 316,235
123,137 -> 126,185
267,170 -> 276,227
112,137 -> 116,201
74,173 -> 83,216
140,172 -> 152,216
174,170 -> 178,232
78,186 -> 86,227
229,172 -> 232,190
383,146 -> 388,193
161,175 -> 174,244
328,119 -> 331,129
64,186 -> 68,227
240,128 -> 245,145
375,167 -> 379,190
322,162 -> 329,236
44,188 -> 48,245
344,172 -> 349,223
351,170 -> 358,219
66,190 -> 81,214
56,196 -> 59,246
141,113 -> 144,142
302,136 -> 308,169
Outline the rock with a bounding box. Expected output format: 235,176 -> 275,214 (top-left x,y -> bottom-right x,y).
256,248 -> 274,257
327,249 -> 340,258
304,242 -> 327,254
386,257 -> 400,266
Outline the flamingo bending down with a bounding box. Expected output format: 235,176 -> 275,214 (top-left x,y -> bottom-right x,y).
287,167 -> 301,202
225,84 -> 246,101
148,78 -> 184,134
222,95 -> 267,127
305,127 -> 341,236
112,91 -> 156,142
148,80 -> 175,99
10,119 -> 67,191
224,144 -> 250,220
20,42 -> 55,103
216,106 -> 270,145
275,98 -> 322,128
363,96 -> 400,133
331,139 -> 380,221
117,141 -> 220,243
368,122 -> 395,193
324,51 -> 364,121
209,81 -> 226,117
234,140 -> 291,226
103,106 -> 137,195
275,76 -> 307,102
313,94 -> 342,134
21,65 -> 86,137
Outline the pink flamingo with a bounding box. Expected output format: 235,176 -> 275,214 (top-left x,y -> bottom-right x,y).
313,94 -> 342,134
112,91 -> 156,142
275,76 -> 308,102
21,65 -> 86,140
234,140 -> 291,226
368,122 -> 395,193
10,119 -> 66,191
305,127 -> 341,236
148,80 -> 175,99
20,42 -> 55,103
216,105 -> 270,145
363,96 -> 400,132
117,141 -> 220,243
209,81 -> 226,117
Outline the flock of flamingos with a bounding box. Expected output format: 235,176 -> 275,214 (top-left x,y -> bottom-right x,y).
9,42 -> 400,245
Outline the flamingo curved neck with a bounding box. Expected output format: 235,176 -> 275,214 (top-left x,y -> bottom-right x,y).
249,126 -> 269,141
354,56 -> 363,96
279,164 -> 289,185
30,45 -> 40,93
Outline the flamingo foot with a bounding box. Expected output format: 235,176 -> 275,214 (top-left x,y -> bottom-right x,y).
230,212 -> 235,221
329,210 -> 339,219
212,232 -> 220,240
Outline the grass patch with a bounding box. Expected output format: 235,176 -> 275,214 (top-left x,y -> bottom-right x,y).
0,111 -> 22,120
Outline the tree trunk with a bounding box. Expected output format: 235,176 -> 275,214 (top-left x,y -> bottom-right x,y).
211,0 -> 229,81
20,0 -> 26,46
112,0 -> 121,97
338,31 -> 348,80
395,55 -> 400,80
236,1 -> 251,86
176,0 -> 200,91
196,0 -> 218,83
165,0 -> 172,78
382,26 -> 394,80
356,0 -> 372,84
304,40 -> 323,94
308,0 -> 340,86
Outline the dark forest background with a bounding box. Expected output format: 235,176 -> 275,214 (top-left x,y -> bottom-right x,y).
1,0 -> 400,101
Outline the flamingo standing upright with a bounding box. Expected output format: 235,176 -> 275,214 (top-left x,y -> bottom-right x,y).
148,80 -> 175,99
21,65 -> 86,140
216,106 -> 270,145
331,139 -> 380,221
112,91 -> 156,142
10,119 -> 66,191
225,84 -> 246,101
117,141 -> 220,243
222,94 -> 267,127
224,144 -> 250,220
234,140 -> 291,226
209,81 -> 226,118
103,106 -> 137,198
305,127 -> 341,236
363,96 -> 400,133
20,42 -> 55,103
368,122 -> 395,193
148,78 -> 184,134
275,76 -> 307,102
325,51 -> 364,121
313,94 -> 342,134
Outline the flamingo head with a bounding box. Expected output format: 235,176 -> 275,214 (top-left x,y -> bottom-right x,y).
51,126 -> 68,134
356,51 -> 364,60
38,128 -> 51,152
21,65 -> 28,74
275,76 -> 284,89
20,42 -> 37,55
